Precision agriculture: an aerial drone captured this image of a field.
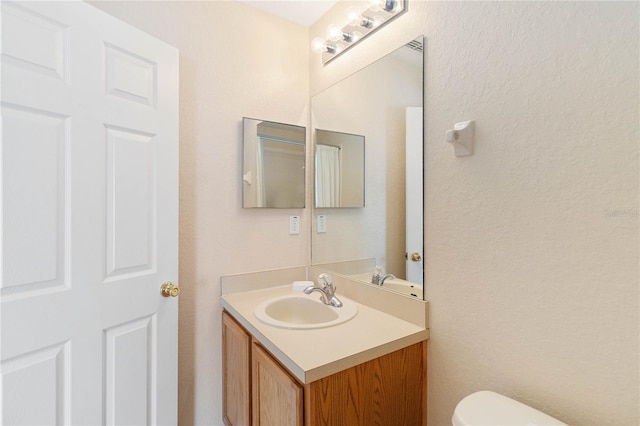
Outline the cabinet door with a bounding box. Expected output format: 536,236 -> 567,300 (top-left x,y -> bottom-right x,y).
252,342 -> 303,426
306,341 -> 427,426
222,312 -> 251,425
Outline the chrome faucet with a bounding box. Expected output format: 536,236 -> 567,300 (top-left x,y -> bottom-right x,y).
303,273 -> 343,307
379,273 -> 396,285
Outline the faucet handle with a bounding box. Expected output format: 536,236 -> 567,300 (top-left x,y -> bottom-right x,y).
318,273 -> 335,293
318,273 -> 331,285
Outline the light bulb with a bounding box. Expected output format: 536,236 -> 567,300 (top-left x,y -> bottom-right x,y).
347,6 -> 364,26
311,37 -> 327,54
327,24 -> 343,42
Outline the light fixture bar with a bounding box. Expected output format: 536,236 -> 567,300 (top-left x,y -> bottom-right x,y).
313,0 -> 407,65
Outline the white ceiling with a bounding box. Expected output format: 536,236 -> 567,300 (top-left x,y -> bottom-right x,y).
238,0 -> 338,27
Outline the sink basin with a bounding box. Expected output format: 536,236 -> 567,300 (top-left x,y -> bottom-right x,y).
254,294 -> 357,329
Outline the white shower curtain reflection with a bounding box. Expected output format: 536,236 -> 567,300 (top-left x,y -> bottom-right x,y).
315,144 -> 341,207
255,136 -> 266,206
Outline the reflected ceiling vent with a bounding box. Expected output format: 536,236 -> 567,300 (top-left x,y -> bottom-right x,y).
405,39 -> 423,53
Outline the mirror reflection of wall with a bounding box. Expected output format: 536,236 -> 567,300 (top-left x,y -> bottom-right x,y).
311,36 -> 424,298
242,118 -> 305,208
315,129 -> 365,208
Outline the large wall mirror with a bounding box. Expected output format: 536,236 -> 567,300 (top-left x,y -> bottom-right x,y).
243,118 -> 306,208
311,36 -> 424,298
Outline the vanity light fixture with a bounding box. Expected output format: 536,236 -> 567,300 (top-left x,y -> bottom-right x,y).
311,0 -> 407,65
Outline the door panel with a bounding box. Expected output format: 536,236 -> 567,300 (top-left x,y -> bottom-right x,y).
1,1 -> 179,424
105,43 -> 157,107
2,104 -> 68,296
1,1 -> 68,82
2,341 -> 70,425
105,125 -> 156,280
104,316 -> 157,425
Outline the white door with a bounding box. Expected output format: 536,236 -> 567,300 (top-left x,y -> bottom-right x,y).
1,2 -> 179,424
405,107 -> 423,284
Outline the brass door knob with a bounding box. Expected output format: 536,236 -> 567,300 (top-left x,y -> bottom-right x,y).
410,252 -> 422,262
161,282 -> 180,298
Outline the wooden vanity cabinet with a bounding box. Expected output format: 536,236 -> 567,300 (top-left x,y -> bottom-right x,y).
222,311 -> 427,426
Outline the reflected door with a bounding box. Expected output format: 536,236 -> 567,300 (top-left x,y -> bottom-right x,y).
405,107 -> 424,284
1,2 -> 179,424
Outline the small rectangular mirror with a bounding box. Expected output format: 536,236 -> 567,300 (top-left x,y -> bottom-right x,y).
243,118 -> 306,208
315,129 -> 365,208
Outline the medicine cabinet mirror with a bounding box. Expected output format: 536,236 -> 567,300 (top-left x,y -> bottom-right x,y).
242,118 -> 306,208
311,36 -> 424,298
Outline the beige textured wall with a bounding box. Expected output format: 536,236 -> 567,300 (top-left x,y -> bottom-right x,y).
90,2 -> 309,424
312,1 -> 639,425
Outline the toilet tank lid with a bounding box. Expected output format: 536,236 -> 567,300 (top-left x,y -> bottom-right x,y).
452,391 -> 568,426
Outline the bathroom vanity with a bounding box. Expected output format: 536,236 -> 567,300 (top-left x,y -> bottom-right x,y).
220,275 -> 429,426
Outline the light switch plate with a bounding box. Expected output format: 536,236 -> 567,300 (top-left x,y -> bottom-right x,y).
289,215 -> 300,235
317,215 -> 327,233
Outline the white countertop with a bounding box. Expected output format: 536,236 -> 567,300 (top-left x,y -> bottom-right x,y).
221,284 -> 429,384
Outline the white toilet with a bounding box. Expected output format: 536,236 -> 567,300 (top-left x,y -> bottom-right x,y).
452,391 -> 568,426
